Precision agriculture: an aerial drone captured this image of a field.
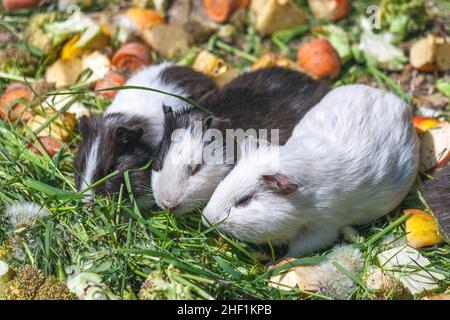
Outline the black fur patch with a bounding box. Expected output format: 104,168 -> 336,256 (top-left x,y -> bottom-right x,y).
152,67 -> 329,171
422,165 -> 450,239
160,65 -> 217,106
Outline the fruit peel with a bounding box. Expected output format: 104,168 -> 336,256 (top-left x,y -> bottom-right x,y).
404,209 -> 444,248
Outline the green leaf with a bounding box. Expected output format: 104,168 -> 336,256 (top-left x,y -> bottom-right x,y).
23,179 -> 84,200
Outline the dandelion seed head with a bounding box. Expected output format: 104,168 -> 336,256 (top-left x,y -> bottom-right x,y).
317,261 -> 356,300
4,202 -> 50,231
328,244 -> 364,272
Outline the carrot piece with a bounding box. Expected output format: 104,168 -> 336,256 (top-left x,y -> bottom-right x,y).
203,0 -> 239,23
27,136 -> 63,157
0,84 -> 33,121
2,0 -> 40,12
237,0 -> 250,8
297,38 -> 340,80
308,0 -> 351,21
95,71 -> 127,99
112,42 -> 152,74
125,8 -> 165,32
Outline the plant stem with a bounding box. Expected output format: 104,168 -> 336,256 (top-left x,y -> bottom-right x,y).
215,40 -> 257,63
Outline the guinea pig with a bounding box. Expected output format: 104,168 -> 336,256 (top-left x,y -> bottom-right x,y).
151,67 -> 329,214
202,84 -> 419,257
74,62 -> 216,203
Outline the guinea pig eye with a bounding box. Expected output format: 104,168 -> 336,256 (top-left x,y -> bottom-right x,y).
106,164 -> 115,174
188,164 -> 202,176
235,195 -> 252,207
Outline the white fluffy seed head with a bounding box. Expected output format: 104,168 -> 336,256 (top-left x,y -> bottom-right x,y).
327,244 -> 364,273
5,202 -> 50,231
317,261 -> 357,300
316,245 -> 364,299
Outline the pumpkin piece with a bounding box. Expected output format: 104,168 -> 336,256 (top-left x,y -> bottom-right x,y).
412,117 -> 441,134
124,7 -> 165,32
250,0 -> 308,36
404,209 -> 444,248
252,51 -> 300,71
192,50 -> 240,87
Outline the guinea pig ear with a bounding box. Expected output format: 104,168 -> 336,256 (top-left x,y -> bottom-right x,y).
78,116 -> 91,137
204,117 -> 231,131
262,174 -> 297,195
115,126 -> 144,144
163,104 -> 173,117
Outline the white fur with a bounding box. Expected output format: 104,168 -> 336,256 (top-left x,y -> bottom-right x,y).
203,85 -> 419,257
151,124 -> 231,215
80,137 -> 100,196
106,62 -> 191,148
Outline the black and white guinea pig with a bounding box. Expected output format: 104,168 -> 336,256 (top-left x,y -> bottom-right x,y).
202,84 -> 419,257
421,165 -> 450,240
74,62 -> 216,205
151,67 -> 329,215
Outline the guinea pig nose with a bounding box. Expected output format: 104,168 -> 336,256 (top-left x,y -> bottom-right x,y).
161,200 -> 177,210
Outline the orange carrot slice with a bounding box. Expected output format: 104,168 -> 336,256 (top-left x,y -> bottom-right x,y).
2,0 -> 40,12
203,0 -> 239,23
95,71 -> 127,99
0,84 -> 33,121
297,38 -> 340,80
27,136 -> 63,157
112,42 -> 151,74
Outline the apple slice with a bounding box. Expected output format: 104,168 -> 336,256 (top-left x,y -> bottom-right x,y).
419,121 -> 450,172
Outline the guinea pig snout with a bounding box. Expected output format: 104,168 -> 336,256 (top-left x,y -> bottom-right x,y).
161,199 -> 178,210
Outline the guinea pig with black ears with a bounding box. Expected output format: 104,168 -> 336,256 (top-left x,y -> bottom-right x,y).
151,67 -> 329,214
202,85 -> 419,257
74,62 -> 216,206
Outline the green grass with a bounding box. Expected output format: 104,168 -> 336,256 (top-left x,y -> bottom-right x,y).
0,0 -> 449,300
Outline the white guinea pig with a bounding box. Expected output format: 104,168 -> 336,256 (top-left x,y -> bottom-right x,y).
151,67 -> 329,215
202,84 -> 419,257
